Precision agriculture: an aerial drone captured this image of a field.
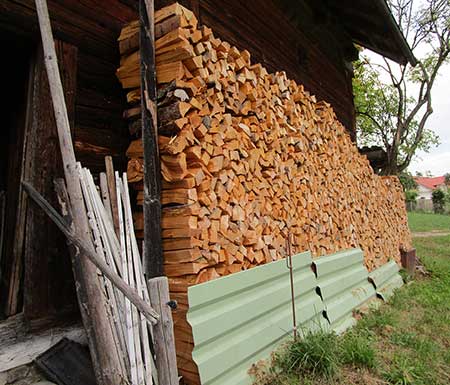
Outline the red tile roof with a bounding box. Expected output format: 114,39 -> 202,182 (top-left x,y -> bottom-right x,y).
415,176 -> 446,190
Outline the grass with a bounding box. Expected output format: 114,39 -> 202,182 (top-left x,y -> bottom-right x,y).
407,212 -> 450,232
274,330 -> 340,378
252,232 -> 450,385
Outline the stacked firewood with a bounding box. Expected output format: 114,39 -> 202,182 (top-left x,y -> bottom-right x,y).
116,3 -> 412,383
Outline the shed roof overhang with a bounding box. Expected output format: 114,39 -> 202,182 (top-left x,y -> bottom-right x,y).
325,0 -> 417,65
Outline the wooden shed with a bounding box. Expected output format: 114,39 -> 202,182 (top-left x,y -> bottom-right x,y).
0,0 -> 414,380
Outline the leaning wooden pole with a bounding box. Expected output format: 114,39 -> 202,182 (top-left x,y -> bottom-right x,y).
140,0 -> 163,277
23,181 -> 160,324
34,1 -> 126,383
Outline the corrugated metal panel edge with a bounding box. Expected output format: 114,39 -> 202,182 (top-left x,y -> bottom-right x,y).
187,251 -> 325,385
369,260 -> 404,301
313,248 -> 376,333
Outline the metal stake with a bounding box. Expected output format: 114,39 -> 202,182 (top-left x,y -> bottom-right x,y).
286,232 -> 297,340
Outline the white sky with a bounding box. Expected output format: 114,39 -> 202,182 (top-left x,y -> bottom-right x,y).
408,63 -> 450,176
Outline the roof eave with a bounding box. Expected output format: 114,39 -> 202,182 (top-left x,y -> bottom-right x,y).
377,0 -> 418,66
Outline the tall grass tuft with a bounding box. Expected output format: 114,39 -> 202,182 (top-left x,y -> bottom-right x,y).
274,330 -> 340,379
340,330 -> 376,368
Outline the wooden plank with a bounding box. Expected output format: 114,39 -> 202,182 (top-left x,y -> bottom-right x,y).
34,2 -> 126,383
148,276 -> 179,385
0,314 -> 86,372
140,0 -> 163,277
23,40 -> 77,321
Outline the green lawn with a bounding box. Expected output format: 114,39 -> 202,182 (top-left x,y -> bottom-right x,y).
408,212 -> 450,232
253,234 -> 450,385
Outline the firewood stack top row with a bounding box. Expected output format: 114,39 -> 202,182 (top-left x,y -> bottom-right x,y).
116,3 -> 412,383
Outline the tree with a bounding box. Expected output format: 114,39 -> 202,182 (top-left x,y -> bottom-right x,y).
353,0 -> 449,175
445,173 -> 450,185
398,171 -> 418,191
432,189 -> 446,213
405,190 -> 418,202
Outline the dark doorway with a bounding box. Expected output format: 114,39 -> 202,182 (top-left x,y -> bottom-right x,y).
0,31 -> 34,318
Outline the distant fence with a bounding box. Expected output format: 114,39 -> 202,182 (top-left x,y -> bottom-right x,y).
407,199 -> 433,212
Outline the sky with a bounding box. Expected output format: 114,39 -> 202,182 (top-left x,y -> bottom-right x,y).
407,63 -> 450,176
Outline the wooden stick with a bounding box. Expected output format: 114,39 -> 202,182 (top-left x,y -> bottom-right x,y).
78,167 -> 128,377
122,174 -> 154,384
80,167 -> 129,359
99,172 -> 113,222
121,177 -> 146,385
84,169 -> 123,276
105,156 -> 120,237
22,181 -> 160,325
34,1 -> 125,383
115,173 -> 138,384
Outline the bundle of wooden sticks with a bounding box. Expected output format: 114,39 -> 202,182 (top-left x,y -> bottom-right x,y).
79,157 -> 156,385
116,3 -> 412,382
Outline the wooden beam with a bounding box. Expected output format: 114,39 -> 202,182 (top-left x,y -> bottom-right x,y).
34,1 -> 126,383
140,0 -> 163,277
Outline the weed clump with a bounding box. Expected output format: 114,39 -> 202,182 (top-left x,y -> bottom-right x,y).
274,330 -> 340,379
251,328 -> 378,384
340,331 -> 376,369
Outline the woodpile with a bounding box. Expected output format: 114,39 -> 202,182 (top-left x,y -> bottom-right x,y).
116,3 -> 412,383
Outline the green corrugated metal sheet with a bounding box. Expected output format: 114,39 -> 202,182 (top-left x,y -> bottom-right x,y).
369,260 -> 404,301
187,251 -> 326,385
313,248 -> 376,334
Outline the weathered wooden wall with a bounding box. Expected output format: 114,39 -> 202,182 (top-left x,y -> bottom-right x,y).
0,0 -> 138,173
0,0 -> 138,319
155,0 -> 357,135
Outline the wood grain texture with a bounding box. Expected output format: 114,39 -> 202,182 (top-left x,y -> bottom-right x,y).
148,276 -> 179,385
140,0 -> 164,277
0,314 -> 86,372
154,0 -> 356,135
23,41 -> 77,321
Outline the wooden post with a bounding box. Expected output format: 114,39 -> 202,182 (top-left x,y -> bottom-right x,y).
400,248 -> 416,277
148,277 -> 178,385
34,1 -> 126,383
140,0 -> 163,278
